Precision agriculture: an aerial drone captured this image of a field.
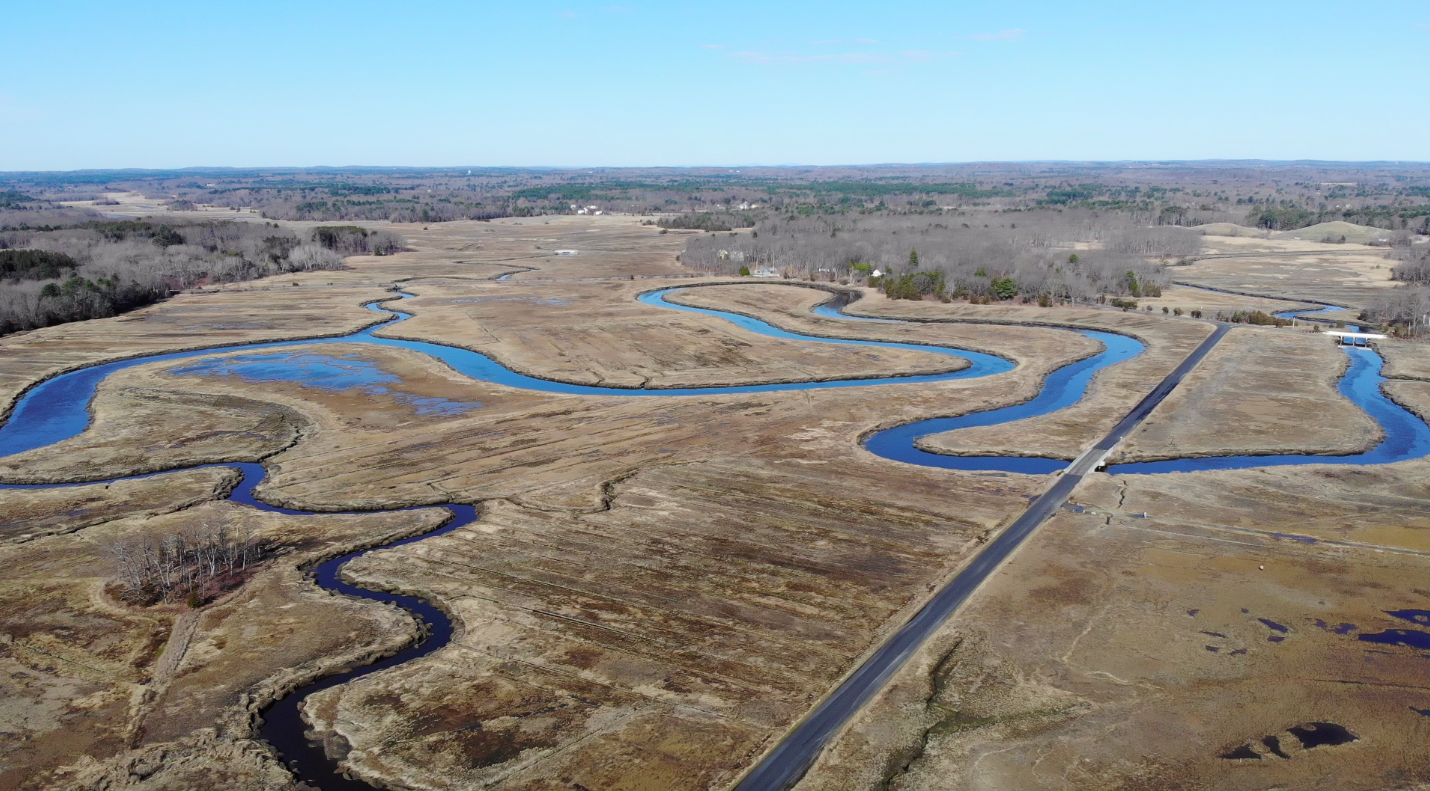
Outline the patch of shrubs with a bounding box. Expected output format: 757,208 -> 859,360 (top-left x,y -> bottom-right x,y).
1218,309 -> 1292,326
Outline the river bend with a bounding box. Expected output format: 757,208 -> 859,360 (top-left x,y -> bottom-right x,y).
1,283 -> 1425,790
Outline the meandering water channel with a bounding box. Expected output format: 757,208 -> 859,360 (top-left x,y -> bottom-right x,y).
1,282 -> 1426,790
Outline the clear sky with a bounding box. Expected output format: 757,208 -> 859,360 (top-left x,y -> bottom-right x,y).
1,0 -> 1426,170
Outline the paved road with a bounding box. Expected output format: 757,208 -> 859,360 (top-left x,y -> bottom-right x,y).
732,322 -> 1233,791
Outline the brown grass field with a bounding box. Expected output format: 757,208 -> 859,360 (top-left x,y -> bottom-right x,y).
2,216 -> 1428,790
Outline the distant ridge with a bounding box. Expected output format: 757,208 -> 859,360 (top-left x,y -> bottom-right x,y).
1192,220 -> 1397,244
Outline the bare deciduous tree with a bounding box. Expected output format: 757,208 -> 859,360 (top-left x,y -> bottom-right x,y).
0,218 -> 404,335
105,521 -> 265,607
1363,286 -> 1430,335
679,212 -> 1197,303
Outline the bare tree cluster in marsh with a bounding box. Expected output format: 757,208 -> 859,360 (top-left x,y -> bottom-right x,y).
1360,245 -> 1430,335
0,217 -> 404,335
1363,286 -> 1430,336
1391,245 -> 1430,285
107,522 -> 264,608
680,212 -> 1200,304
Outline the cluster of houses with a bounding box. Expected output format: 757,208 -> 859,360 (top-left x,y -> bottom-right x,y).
570,205 -> 603,215
705,202 -> 761,211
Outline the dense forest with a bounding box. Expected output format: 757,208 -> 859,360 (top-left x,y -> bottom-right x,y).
678,212 -> 1198,305
0,214 -> 404,335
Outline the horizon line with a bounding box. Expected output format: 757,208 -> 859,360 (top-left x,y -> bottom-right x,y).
4,159 -> 1430,176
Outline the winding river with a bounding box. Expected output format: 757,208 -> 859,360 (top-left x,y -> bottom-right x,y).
1,282 -> 1426,790
1106,345 -> 1430,474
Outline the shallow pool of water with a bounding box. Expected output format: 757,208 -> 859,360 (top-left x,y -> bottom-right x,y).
171,351 -> 483,416
0,289 -> 1027,459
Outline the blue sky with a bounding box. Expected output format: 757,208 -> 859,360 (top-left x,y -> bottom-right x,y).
1,1 -> 1426,170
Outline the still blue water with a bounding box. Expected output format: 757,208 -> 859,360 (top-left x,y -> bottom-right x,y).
863,331 -> 1144,473
1274,303 -> 1359,332
1274,305 -> 1340,320
814,296 -> 1144,472
3,283 -> 1427,791
636,289 -> 1015,378
170,351 -> 482,416
0,288 -> 1021,459
5,287 -> 1427,478
0,460 -> 474,791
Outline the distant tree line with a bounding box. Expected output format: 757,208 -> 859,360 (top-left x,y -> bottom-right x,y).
8,164 -> 1427,234
682,212 -> 1196,305
0,191 -> 37,209
1247,205 -> 1430,233
1246,206 -> 1317,231
0,217 -> 404,335
657,212 -> 757,232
